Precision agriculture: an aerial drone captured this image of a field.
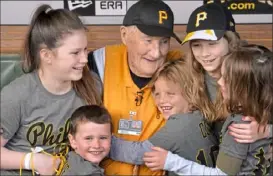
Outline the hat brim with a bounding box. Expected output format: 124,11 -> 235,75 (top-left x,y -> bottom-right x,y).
136,25 -> 182,44
182,30 -> 225,44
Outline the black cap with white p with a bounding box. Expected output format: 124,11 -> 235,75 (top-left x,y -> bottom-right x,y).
182,3 -> 236,44
123,0 -> 182,44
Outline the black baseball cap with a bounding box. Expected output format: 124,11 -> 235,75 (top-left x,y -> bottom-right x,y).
123,0 -> 182,44
182,3 -> 236,44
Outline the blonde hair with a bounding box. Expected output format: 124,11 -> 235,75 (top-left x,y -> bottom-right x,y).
150,58 -> 215,122
187,31 -> 242,121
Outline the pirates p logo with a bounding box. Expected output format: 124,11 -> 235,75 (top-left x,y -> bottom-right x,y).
159,10 -> 168,24
196,12 -> 207,27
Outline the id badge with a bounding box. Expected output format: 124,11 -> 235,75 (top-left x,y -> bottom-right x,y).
118,119 -> 143,136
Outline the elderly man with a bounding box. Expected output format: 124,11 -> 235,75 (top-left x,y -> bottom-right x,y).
88,0 -> 182,175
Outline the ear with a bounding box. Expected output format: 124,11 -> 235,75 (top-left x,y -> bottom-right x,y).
40,48 -> 53,64
68,134 -> 77,150
120,26 -> 128,45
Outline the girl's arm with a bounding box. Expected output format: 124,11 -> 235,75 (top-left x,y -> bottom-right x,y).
0,136 -> 26,169
143,146 -> 242,175
142,146 -> 227,175
110,124 -> 181,165
1,85 -> 60,174
109,135 -> 153,165
164,151 -> 227,175
1,136 -> 60,175
110,116 -> 181,164
229,116 -> 272,143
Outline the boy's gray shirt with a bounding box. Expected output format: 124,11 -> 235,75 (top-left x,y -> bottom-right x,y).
111,110 -> 218,175
1,72 -> 84,153
62,151 -> 104,175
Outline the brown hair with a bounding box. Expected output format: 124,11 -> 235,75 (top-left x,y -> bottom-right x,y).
223,47 -> 273,125
187,31 -> 242,121
150,58 -> 215,122
69,105 -> 112,135
22,4 -> 101,105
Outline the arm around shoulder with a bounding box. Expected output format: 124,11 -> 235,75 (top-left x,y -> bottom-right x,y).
109,136 -> 153,165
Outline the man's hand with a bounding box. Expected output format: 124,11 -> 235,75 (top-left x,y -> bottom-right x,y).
143,146 -> 168,171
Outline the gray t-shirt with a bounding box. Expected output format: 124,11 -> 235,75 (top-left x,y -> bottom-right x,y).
205,72 -> 217,102
205,72 -> 225,143
110,111 -> 218,176
217,114 -> 271,175
61,151 -> 104,175
1,72 -> 85,173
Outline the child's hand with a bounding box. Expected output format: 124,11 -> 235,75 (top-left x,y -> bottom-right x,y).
33,153 -> 60,175
143,146 -> 168,171
228,116 -> 269,143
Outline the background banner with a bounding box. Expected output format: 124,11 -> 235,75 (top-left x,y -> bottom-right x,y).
203,0 -> 273,14
1,0 -> 272,25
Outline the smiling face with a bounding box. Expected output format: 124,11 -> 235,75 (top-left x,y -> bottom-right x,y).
122,26 -> 170,78
153,77 -> 189,120
190,37 -> 229,78
49,29 -> 88,82
68,121 -> 111,164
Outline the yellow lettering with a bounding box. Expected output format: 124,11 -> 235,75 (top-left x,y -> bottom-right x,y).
230,2 -> 255,10
159,11 -> 167,24
27,122 -> 45,145
199,121 -> 212,138
26,119 -> 70,147
207,0 -> 214,4
206,0 -> 226,4
196,12 -> 207,27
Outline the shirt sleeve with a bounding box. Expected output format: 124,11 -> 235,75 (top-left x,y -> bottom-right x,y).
219,134 -> 248,159
219,117 -> 249,160
109,135 -> 153,165
149,116 -> 186,152
164,152 -> 228,175
1,83 -> 23,140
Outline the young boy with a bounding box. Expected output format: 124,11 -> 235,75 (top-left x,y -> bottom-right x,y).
61,105 -> 112,175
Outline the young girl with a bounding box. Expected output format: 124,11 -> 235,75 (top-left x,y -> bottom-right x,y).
0,4 -> 101,175
110,58 -> 219,175
182,2 -> 271,144
159,46 -> 273,175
